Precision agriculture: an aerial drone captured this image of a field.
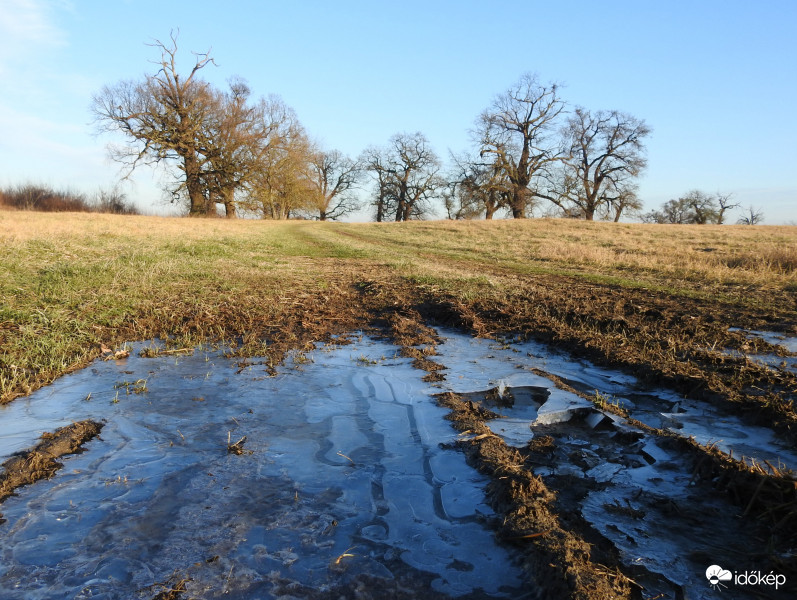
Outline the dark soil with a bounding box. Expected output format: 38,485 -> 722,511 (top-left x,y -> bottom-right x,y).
0,419 -> 104,524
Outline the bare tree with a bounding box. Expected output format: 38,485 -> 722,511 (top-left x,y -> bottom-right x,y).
198,78 -> 261,218
642,197 -> 692,224
738,205 -> 764,225
608,187 -> 643,222
446,152 -> 510,219
197,85 -> 308,219
237,97 -> 313,219
643,190 -> 738,224
92,33 -> 216,216
556,108 -> 650,220
362,132 -> 443,222
307,149 -> 361,221
685,190 -> 721,224
363,149 -> 395,222
477,73 -> 566,218
715,193 -> 739,224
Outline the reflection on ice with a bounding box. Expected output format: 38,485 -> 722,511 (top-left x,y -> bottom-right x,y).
2,327 -> 794,599
0,337 -> 524,599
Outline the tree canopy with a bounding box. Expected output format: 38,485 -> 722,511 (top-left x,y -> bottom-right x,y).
94,40 -> 754,224
93,35 -> 354,220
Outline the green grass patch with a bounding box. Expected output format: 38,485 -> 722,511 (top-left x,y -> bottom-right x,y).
1,212 -> 795,403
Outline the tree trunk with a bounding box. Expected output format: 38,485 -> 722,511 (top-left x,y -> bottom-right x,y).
222,187 -> 236,218
395,195 -> 406,221
375,200 -> 384,222
184,153 -> 207,216
510,187 -> 527,218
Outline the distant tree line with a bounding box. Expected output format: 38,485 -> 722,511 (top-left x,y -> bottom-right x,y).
0,183 -> 139,215
92,34 -> 758,224
641,191 -> 764,225
642,190 -> 737,224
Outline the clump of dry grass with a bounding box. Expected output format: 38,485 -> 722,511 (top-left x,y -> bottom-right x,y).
716,244 -> 797,274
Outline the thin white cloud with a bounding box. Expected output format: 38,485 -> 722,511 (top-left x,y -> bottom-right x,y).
0,0 -> 73,83
0,0 -> 68,50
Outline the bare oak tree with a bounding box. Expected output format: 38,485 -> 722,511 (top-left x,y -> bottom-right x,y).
362,132 -> 443,222
198,85 -> 310,218
556,108 -> 650,220
307,149 -> 361,221
477,73 -> 566,218
608,188 -> 643,222
738,205 -> 764,225
446,152 -> 511,219
715,193 -> 739,224
199,79 -> 261,218
685,190 -> 720,224
361,146 -> 395,222
92,33 -> 216,216
231,96 -> 313,219
642,190 -> 738,224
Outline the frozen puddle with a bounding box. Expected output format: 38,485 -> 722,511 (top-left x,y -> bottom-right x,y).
432,330 -> 796,599
2,329 -> 795,599
727,328 -> 797,374
0,337 -> 525,599
433,330 -> 797,468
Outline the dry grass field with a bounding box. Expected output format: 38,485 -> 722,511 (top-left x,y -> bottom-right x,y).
1,211 -> 796,599
2,213 -> 794,403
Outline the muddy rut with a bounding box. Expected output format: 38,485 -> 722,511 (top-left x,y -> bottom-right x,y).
1,266 -> 795,599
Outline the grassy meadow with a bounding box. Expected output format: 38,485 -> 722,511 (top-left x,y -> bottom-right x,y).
2,211 -> 795,405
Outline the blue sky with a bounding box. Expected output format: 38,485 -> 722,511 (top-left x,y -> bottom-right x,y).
1,0 -> 795,222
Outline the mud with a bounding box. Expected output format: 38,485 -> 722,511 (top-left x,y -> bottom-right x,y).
0,419 -> 103,524
426,328 -> 796,599
437,391 -> 633,600
1,268 -> 796,599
